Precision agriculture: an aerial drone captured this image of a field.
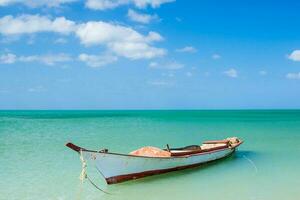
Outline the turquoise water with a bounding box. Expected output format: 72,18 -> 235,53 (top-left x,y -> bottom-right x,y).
1,110 -> 300,200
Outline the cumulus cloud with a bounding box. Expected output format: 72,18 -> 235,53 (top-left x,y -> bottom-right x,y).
0,53 -> 17,64
76,21 -> 166,59
127,9 -> 158,24
85,0 -> 175,10
287,50 -> 300,61
75,21 -> 163,45
176,46 -> 197,53
85,0 -> 126,10
0,15 -> 76,35
0,53 -> 72,65
0,15 -> 166,60
146,31 -> 164,42
149,60 -> 184,70
0,0 -> 77,7
224,68 -> 238,78
108,42 -> 165,60
78,53 -> 118,67
286,72 -> 300,80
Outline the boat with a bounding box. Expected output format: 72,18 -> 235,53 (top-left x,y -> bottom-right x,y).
66,137 -> 243,184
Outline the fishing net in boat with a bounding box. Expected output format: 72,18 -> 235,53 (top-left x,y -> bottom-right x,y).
130,146 -> 171,157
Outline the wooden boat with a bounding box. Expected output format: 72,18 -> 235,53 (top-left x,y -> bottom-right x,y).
66,137 -> 243,184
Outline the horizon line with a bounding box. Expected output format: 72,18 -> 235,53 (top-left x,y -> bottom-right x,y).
0,108 -> 300,111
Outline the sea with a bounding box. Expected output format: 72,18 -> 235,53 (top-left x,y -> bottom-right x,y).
1,110 -> 300,200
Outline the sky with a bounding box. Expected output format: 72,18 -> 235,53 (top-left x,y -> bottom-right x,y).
0,0 -> 300,109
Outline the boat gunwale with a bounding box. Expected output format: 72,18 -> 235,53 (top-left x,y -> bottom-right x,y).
66,140 -> 243,159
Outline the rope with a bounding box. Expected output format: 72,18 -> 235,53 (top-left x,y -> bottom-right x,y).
243,154 -> 258,173
79,150 -> 111,195
79,150 -> 87,182
86,175 -> 111,195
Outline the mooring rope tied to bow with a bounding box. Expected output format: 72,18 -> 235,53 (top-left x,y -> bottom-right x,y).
79,150 -> 87,182
79,150 -> 111,195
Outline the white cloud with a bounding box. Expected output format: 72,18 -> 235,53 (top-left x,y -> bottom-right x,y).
28,86 -> 46,93
224,68 -> 238,78
0,15 -> 76,35
133,0 -> 175,8
149,61 -> 158,67
85,0 -> 175,10
19,54 -> 72,65
176,46 -> 197,53
78,53 -> 118,67
148,80 -> 173,86
287,50 -> 300,61
0,53 -> 17,64
54,38 -> 67,44
0,0 -> 12,6
146,31 -> 164,42
212,54 -> 221,59
85,0 -> 126,10
75,21 -> 163,45
259,70 -> 267,76
127,9 -> 158,24
286,72 -> 300,80
108,42 -> 165,60
76,21 -> 166,59
163,61 -> 184,70
149,60 -> 184,70
1,53 -> 72,65
0,15 -> 166,60
0,53 -> 72,65
186,71 -> 192,77
0,0 -> 77,7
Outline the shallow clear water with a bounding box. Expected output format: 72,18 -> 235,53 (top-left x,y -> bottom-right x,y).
1,110 -> 300,200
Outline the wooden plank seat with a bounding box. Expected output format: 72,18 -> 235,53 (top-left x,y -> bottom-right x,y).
166,142 -> 229,157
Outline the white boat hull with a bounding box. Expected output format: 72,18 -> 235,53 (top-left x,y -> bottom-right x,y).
79,145 -> 239,184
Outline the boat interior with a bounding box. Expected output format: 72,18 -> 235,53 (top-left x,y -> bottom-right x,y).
129,137 -> 241,157
66,137 -> 242,158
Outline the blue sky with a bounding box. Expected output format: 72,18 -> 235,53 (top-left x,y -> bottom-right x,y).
0,0 -> 300,109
